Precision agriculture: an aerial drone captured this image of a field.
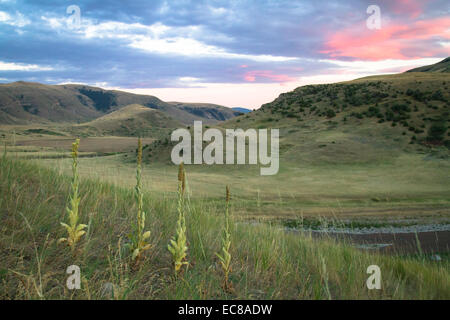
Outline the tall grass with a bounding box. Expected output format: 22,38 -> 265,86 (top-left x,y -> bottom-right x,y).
0,155 -> 449,299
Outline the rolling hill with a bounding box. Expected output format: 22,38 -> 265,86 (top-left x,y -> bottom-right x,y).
226,72 -> 449,161
0,82 -> 239,125
144,59 -> 450,164
69,104 -> 182,137
0,81 -> 102,124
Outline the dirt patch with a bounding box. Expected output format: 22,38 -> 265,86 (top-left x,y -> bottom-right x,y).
15,137 -> 154,153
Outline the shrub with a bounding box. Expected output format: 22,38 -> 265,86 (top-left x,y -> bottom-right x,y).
326,109 -> 336,118
426,123 -> 447,143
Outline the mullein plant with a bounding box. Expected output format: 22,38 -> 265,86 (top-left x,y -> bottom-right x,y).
216,186 -> 233,292
59,139 -> 87,252
128,138 -> 152,264
168,163 -> 189,276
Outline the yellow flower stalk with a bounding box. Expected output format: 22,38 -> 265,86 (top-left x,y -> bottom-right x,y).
168,162 -> 189,276
59,139 -> 87,251
128,138 -> 152,263
216,185 -> 232,291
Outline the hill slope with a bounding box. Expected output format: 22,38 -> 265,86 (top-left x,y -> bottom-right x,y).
145,70 -> 449,164
0,82 -> 238,125
227,72 -> 450,161
70,104 -> 182,137
406,57 -> 450,73
0,81 -> 103,124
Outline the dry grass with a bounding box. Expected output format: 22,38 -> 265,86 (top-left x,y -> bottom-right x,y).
14,137 -> 155,153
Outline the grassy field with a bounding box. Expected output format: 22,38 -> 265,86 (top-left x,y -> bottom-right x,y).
30,152 -> 450,221
2,113 -> 450,227
15,137 -> 155,154
1,155 -> 449,299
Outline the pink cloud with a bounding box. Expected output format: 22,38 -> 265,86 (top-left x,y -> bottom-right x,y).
243,70 -> 295,83
384,0 -> 429,19
320,17 -> 450,61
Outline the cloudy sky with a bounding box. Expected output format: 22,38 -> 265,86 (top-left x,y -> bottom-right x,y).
0,0 -> 449,108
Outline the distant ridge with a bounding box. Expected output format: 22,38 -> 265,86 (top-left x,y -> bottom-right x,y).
168,102 -> 241,123
0,82 -> 240,125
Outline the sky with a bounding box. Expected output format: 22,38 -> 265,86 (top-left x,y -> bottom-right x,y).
0,0 -> 449,109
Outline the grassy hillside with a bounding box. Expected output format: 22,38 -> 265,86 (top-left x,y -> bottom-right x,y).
406,57 -> 450,73
1,155 -> 448,299
224,72 -> 449,154
0,82 -> 103,124
145,72 -> 449,167
0,82 -> 239,126
70,104 -> 182,138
